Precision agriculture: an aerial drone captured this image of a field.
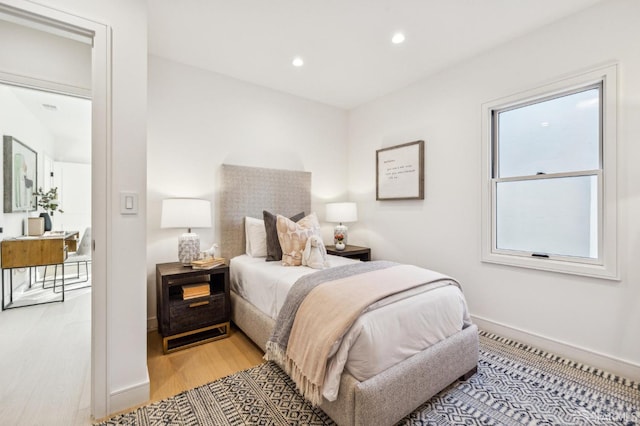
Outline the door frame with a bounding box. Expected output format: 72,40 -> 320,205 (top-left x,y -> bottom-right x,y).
0,1 -> 111,419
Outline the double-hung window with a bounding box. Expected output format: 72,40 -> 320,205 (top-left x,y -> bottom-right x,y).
481,65 -> 618,279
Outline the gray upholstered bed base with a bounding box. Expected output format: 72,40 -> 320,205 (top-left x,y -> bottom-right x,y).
231,290 -> 479,426
221,164 -> 479,425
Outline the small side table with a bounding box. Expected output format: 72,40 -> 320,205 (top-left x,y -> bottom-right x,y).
156,262 -> 230,353
326,245 -> 371,261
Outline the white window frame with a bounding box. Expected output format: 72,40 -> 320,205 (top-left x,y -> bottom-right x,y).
481,64 -> 618,280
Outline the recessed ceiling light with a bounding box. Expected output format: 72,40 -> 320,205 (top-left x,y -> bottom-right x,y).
292,57 -> 304,67
42,103 -> 58,111
541,122 -> 550,127
391,32 -> 405,44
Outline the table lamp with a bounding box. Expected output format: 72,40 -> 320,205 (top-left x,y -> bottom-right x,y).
161,198 -> 212,265
325,202 -> 358,249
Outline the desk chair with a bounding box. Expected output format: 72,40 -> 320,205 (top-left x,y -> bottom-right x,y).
63,227 -> 91,290
43,227 -> 92,292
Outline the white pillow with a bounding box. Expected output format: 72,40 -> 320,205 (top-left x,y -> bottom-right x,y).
245,216 -> 267,257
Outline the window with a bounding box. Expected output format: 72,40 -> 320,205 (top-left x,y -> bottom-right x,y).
481,65 -> 618,279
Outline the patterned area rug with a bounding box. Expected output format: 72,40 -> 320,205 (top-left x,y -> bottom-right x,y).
98,331 -> 639,425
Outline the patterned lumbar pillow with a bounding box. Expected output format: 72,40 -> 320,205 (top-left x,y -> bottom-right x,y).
263,210 -> 305,261
276,212 -> 320,266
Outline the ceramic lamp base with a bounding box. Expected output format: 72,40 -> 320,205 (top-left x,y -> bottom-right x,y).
334,224 -> 348,245
335,241 -> 346,251
178,232 -> 200,265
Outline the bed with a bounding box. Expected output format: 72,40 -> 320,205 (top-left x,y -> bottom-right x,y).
220,164 -> 479,426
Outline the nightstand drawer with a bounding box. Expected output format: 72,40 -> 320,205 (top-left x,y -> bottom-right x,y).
169,293 -> 226,334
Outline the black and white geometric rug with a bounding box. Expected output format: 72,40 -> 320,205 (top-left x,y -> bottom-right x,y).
97,331 -> 640,425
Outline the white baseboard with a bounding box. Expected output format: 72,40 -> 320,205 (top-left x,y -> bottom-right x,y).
472,315 -> 640,381
109,371 -> 150,415
147,316 -> 158,331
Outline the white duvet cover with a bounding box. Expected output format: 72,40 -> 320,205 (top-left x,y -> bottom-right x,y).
230,254 -> 358,319
230,254 -> 471,401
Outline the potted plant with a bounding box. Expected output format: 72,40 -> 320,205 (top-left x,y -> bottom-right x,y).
33,187 -> 64,231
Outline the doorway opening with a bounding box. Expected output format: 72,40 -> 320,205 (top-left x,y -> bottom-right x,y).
0,82 -> 91,303
0,2 -> 111,420
0,82 -> 93,423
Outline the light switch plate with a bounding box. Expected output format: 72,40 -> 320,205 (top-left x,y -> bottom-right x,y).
120,192 -> 138,215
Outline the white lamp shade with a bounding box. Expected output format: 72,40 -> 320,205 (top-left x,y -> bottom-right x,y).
161,198 -> 212,229
162,198 -> 211,265
326,202 -> 358,223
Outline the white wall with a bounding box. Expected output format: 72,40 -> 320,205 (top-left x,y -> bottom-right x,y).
147,55 -> 349,327
0,85 -> 56,236
348,0 -> 640,378
0,86 -> 91,238
0,19 -> 91,91
53,161 -> 90,234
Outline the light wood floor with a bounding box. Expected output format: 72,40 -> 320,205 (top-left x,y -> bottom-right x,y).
0,287 -> 92,426
1,279 -> 263,425
95,325 -> 265,422
147,325 -> 265,402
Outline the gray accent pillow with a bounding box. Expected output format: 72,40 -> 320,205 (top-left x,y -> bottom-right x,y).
263,210 -> 305,261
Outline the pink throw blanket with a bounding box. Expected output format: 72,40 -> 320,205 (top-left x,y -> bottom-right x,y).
280,264 -> 456,405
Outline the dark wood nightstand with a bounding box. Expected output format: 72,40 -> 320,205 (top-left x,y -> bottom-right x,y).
156,262 -> 230,353
326,244 -> 371,261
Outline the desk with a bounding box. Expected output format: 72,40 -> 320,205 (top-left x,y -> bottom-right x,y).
1,231 -> 78,310
60,231 -> 79,252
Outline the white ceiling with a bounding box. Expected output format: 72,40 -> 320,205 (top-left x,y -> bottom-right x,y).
2,1 -> 604,159
148,0 -> 605,109
3,84 -> 91,163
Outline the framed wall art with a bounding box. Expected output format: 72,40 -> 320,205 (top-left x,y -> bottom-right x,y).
376,140 -> 424,200
3,135 -> 38,213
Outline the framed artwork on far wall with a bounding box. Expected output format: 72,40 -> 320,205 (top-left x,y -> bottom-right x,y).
376,140 -> 425,200
3,135 -> 38,213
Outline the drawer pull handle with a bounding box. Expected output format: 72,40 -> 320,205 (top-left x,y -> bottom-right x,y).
189,301 -> 209,308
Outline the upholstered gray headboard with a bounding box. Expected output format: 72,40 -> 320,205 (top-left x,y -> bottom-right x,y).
220,164 -> 311,260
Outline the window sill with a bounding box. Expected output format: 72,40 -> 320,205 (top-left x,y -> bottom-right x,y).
481,251 -> 619,281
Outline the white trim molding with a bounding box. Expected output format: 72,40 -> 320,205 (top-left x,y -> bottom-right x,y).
147,316 -> 158,331
109,372 -> 151,416
481,63 -> 619,280
472,315 -> 640,381
0,2 -> 94,44
0,70 -> 91,98
0,0 -> 114,419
